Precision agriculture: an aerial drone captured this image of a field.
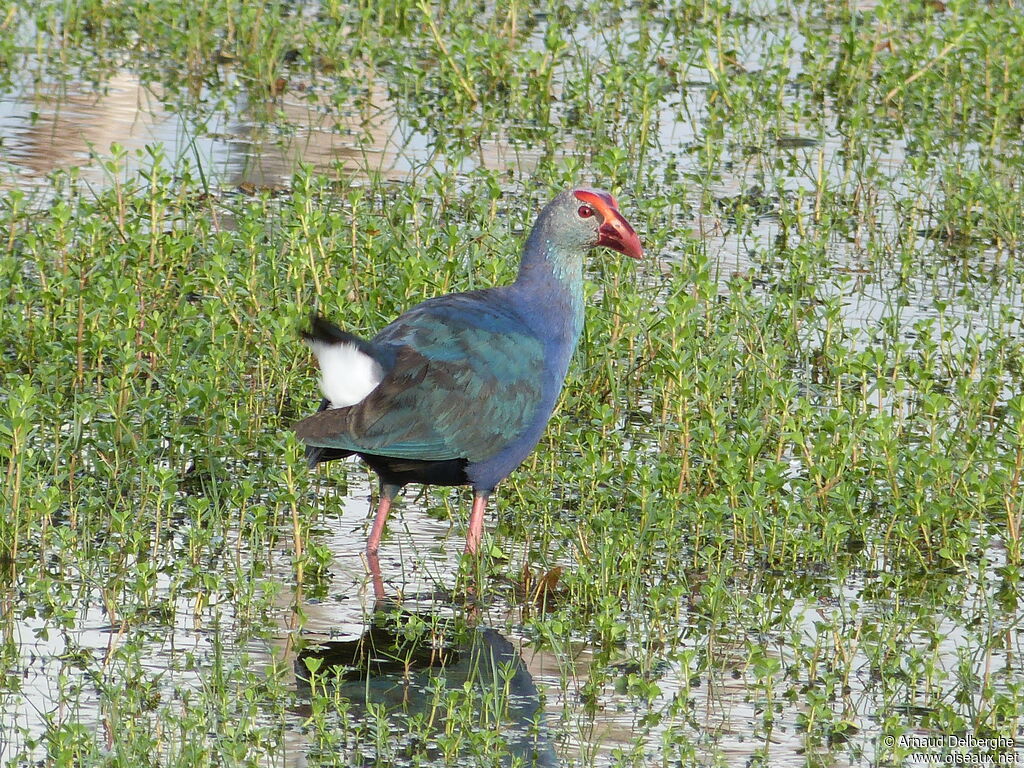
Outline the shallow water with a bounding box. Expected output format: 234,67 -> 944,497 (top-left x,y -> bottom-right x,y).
3,1 -> 1024,766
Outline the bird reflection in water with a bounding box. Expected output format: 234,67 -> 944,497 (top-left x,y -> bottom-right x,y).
293,600 -> 560,767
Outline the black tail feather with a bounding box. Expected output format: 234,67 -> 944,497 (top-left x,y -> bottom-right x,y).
306,444 -> 355,468
302,314 -> 393,369
302,315 -> 371,351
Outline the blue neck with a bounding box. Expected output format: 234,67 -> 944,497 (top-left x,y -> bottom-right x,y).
512,227 -> 585,350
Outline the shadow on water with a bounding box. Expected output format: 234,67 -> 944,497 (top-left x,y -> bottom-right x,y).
288,598 -> 559,768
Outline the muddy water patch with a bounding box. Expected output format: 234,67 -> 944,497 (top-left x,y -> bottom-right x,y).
0,66 -> 570,199
0,70 -> 424,195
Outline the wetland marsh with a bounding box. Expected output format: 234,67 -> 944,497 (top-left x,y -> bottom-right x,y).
1,0 -> 1023,765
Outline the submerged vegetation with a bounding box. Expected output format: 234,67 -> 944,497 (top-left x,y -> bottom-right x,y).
2,0 -> 1024,765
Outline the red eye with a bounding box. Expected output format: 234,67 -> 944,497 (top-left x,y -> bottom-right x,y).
577,205 -> 595,218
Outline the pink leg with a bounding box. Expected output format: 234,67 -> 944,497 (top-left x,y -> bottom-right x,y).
366,548 -> 386,602
465,492 -> 490,555
366,484 -> 399,601
367,484 -> 400,556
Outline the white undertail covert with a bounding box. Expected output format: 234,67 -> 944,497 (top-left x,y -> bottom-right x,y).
308,340 -> 384,408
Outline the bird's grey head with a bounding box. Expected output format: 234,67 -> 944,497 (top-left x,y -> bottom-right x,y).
537,187 -> 644,260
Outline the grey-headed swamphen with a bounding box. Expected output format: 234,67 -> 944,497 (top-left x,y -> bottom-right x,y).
295,188 -> 642,588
